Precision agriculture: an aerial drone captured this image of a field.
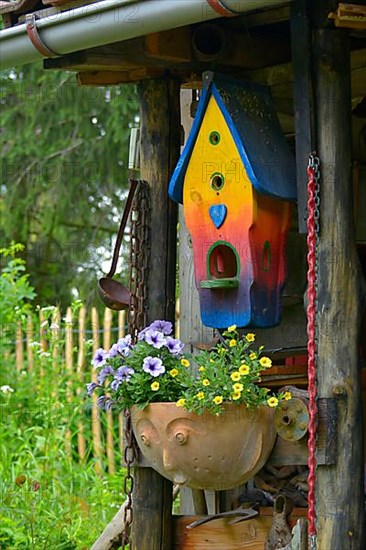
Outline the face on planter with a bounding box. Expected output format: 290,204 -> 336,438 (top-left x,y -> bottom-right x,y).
132,404 -> 275,490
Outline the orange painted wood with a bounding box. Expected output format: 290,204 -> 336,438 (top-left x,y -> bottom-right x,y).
173,509 -> 307,549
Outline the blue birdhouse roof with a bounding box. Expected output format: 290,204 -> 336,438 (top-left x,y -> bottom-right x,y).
169,72 -> 297,203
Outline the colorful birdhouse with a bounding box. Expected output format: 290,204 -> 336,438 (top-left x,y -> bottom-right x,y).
169,72 -> 297,329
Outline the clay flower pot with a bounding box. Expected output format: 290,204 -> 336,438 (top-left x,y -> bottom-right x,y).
131,402 -> 276,491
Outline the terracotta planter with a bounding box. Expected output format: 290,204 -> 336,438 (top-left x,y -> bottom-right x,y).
131,402 -> 276,490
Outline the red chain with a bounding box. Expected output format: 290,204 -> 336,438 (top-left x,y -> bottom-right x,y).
306,156 -> 318,546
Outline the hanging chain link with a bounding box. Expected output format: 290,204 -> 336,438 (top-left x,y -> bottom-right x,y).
121,408 -> 139,549
128,180 -> 151,340
121,180 -> 150,548
306,152 -> 320,550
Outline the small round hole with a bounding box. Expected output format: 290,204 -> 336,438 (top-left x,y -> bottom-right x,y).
209,131 -> 220,145
210,172 -> 225,191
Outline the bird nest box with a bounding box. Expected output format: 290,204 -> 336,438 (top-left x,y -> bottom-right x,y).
169,72 -> 297,329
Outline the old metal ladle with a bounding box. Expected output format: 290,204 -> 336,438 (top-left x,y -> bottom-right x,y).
97,179 -> 138,310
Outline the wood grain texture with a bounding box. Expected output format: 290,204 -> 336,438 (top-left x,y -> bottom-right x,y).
130,77 -> 181,550
314,27 -> 366,550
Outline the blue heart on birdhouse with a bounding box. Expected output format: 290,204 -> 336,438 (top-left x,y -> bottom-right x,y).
209,204 -> 227,229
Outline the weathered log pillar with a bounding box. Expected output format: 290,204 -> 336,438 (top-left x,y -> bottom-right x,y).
131,77 -> 180,549
314,28 -> 366,549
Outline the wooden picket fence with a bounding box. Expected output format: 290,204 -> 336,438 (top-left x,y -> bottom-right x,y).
13,306 -> 129,476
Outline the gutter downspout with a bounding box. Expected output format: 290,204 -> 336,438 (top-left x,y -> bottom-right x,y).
0,0 -> 291,70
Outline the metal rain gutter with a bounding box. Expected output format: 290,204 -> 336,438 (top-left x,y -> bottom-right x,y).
0,0 -> 291,69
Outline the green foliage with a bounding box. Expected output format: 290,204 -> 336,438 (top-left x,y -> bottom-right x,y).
0,242 -> 36,347
1,63 -> 139,307
89,322 -> 291,416
0,260 -> 125,548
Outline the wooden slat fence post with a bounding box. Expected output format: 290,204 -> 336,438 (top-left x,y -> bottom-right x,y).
91,307 -> 103,475
103,307 -> 116,475
76,306 -> 87,462
26,316 -> 34,372
118,310 -> 126,462
64,307 -> 73,456
15,321 -> 24,373
51,308 -> 61,400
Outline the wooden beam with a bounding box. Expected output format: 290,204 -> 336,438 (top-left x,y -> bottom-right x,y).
291,0 -> 317,233
314,26 -> 366,549
130,77 -> 181,550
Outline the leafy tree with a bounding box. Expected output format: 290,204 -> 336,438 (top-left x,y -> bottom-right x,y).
1,63 -> 139,307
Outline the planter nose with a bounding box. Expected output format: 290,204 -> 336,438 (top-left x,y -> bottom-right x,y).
162,449 -> 188,486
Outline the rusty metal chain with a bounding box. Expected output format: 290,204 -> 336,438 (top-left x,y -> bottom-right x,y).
128,180 -> 151,341
121,180 -> 150,548
307,153 -> 320,550
121,408 -> 139,549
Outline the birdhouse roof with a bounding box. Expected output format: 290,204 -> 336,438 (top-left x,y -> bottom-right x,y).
169,72 -> 297,204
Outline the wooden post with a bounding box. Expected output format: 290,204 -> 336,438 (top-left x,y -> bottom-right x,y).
131,77 -> 181,550
314,28 -> 366,549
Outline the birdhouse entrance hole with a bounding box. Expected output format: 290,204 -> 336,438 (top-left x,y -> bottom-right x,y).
201,242 -> 239,289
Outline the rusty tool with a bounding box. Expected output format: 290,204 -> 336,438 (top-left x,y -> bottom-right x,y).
98,179 -> 138,310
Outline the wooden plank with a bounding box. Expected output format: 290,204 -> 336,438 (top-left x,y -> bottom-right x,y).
91,307 -> 103,475
313,25 -> 365,549
76,306 -> 86,462
172,509 -> 307,549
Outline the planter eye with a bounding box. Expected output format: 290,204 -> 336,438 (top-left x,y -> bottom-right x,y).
174,432 -> 188,445
140,434 -> 150,446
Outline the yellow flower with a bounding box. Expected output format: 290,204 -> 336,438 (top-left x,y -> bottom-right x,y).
209,359 -> 215,364
232,391 -> 241,401
176,398 -> 186,408
202,379 -> 210,386
213,396 -> 223,405
199,366 -> 206,371
249,352 -> 257,360
230,371 -> 241,381
196,392 -> 205,400
259,356 -> 272,368
267,396 -> 279,407
232,383 -> 243,392
151,381 -> 160,391
245,333 -> 255,343
227,324 -> 237,332
284,391 -> 292,401
239,364 -> 250,375
229,339 -> 237,347
218,348 -> 226,354
169,368 -> 179,378
181,359 -> 190,367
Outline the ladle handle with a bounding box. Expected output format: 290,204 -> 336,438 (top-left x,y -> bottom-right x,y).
106,179 -> 139,278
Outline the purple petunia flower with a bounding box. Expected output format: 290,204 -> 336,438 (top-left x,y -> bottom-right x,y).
110,379 -> 121,392
144,330 -> 166,349
115,366 -> 134,382
116,335 -> 133,357
97,365 -> 115,385
92,348 -> 108,368
108,343 -> 120,358
86,382 -> 100,396
149,320 -> 173,335
165,336 -> 184,356
97,395 -> 108,409
142,356 -> 165,377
